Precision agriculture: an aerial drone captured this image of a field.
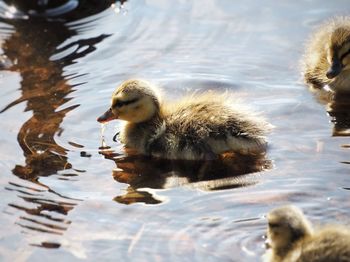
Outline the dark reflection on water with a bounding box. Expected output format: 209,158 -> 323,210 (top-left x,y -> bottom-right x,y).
100,149 -> 271,204
327,93 -> 350,137
31,241 -> 61,249
0,0 -> 122,240
310,89 -> 350,136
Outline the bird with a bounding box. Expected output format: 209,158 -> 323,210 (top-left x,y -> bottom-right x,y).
97,79 -> 270,160
303,16 -> 350,92
264,205 -> 350,262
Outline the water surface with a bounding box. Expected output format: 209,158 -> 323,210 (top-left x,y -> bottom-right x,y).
1,0 -> 350,261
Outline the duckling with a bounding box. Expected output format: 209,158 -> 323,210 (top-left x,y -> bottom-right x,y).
304,16 -> 350,92
97,79 -> 270,160
264,205 -> 350,262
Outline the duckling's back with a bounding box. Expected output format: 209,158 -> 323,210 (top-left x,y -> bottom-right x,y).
150,93 -> 270,160
297,226 -> 350,262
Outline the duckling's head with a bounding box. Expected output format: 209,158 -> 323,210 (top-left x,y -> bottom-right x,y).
325,21 -> 350,79
266,205 -> 313,255
97,79 -> 161,123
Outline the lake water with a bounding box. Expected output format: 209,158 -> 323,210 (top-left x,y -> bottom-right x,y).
1,0 -> 350,261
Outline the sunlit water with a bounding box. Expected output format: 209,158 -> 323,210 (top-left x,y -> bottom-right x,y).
1,0 -> 350,261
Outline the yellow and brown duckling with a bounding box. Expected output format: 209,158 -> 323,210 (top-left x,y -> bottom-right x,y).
304,17 -> 350,92
304,16 -> 350,92
264,205 -> 350,262
97,79 -> 270,160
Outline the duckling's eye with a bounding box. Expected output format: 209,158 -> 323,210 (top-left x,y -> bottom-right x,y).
113,98 -> 139,108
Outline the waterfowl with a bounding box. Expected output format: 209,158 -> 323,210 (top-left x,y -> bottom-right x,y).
304,16 -> 350,92
97,79 -> 270,160
264,205 -> 350,262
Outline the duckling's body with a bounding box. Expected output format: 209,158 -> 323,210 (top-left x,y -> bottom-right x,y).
98,80 -> 270,160
264,205 -> 350,262
304,17 -> 350,92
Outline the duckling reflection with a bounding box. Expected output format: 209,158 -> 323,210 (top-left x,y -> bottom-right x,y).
98,79 -> 271,160
327,93 -> 350,136
113,187 -> 162,205
308,87 -> 350,136
304,16 -> 350,93
99,149 -> 271,205
264,205 -> 350,262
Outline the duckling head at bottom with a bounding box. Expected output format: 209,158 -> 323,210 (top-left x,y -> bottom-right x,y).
97,79 -> 270,160
265,205 -> 313,261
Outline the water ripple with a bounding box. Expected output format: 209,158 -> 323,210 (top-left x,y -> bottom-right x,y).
5,181 -> 80,238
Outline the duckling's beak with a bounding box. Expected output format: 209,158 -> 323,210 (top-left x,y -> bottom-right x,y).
326,58 -> 343,79
97,108 -> 117,123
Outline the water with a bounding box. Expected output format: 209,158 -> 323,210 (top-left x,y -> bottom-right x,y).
0,0 -> 350,261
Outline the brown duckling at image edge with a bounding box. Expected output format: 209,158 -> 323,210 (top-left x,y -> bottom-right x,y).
304,16 -> 350,92
97,79 -> 271,160
264,205 -> 350,262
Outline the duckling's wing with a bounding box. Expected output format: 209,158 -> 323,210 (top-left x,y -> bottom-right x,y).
165,97 -> 269,155
206,113 -> 268,154
145,119 -> 218,160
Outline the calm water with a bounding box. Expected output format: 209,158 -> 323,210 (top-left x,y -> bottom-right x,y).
1,0 -> 350,261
